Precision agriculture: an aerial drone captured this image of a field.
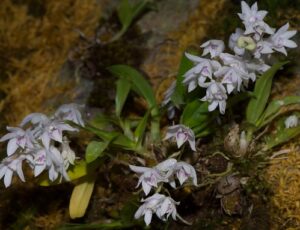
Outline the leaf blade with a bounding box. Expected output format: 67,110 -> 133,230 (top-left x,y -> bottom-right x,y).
115,78 -> 131,117
85,141 -> 109,163
246,61 -> 288,125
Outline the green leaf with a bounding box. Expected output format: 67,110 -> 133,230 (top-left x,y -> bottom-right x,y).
108,65 -> 160,141
112,0 -> 151,41
265,125 -> 300,150
257,96 -> 300,128
134,110 -> 150,144
108,65 -> 157,111
85,141 -> 109,163
171,53 -> 193,106
180,100 -> 210,128
115,78 -> 131,117
84,125 -> 136,150
246,61 -> 288,125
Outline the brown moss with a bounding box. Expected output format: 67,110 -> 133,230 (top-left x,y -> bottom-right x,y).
0,0 -> 101,125
266,142 -> 300,229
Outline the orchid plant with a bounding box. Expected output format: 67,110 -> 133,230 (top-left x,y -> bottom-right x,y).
0,1 -> 299,228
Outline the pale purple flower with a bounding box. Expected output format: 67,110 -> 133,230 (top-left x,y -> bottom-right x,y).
164,124 -> 196,151
285,115 -> 298,128
0,154 -> 33,187
55,103 -> 85,127
155,158 -> 178,188
184,53 -> 221,92
253,40 -> 273,58
134,193 -> 165,225
200,81 -> 228,114
155,158 -> 178,172
20,113 -> 49,127
38,120 -> 77,149
173,162 -> 197,186
270,23 -> 297,55
200,39 -> 225,58
220,53 -> 256,83
134,193 -> 179,225
155,196 -> 180,221
0,127 -> 34,156
238,1 -> 274,36
129,165 -> 166,195
32,146 -> 69,182
215,66 -> 244,94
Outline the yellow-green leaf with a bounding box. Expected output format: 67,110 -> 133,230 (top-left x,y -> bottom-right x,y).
69,178 -> 95,219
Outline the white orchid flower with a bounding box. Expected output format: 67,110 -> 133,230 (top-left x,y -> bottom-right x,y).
55,103 -> 85,127
253,40 -> 273,58
37,120 -> 77,149
155,196 -> 180,221
164,124 -> 196,151
200,39 -> 225,58
270,23 -> 297,55
0,127 -> 34,156
215,66 -> 244,94
183,53 -> 221,92
134,193 -> 164,225
238,1 -> 274,36
134,193 -> 179,226
173,162 -> 198,186
200,81 -> 228,114
0,154 -> 33,187
155,158 -> 178,188
33,146 -> 69,182
129,165 -> 166,195
285,115 -> 298,128
20,113 -> 49,127
219,53 -> 256,83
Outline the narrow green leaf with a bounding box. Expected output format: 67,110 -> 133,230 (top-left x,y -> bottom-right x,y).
89,114 -> 119,129
257,96 -> 300,127
246,61 -> 288,125
85,141 -> 109,163
134,110 -> 150,144
116,78 -> 131,117
265,126 -> 300,150
180,100 -> 210,128
121,118 -> 134,140
108,65 -> 160,141
108,65 -> 157,110
84,125 -> 136,150
171,53 -> 193,106
112,0 -> 150,41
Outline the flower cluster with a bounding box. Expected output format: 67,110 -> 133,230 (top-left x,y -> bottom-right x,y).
0,104 -> 84,187
130,158 -> 197,225
163,1 -> 297,115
